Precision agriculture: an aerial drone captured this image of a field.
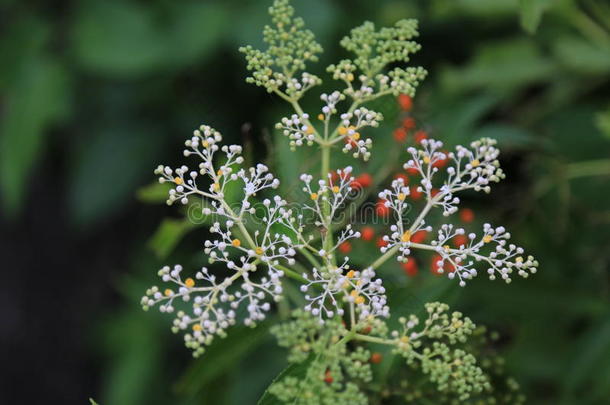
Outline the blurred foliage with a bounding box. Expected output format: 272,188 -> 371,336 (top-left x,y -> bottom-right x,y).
1,0 -> 608,404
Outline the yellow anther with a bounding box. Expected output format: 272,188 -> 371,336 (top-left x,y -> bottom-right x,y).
352,132 -> 360,140
202,140 -> 209,148
516,256 -> 523,263
346,270 -> 355,278
401,231 -> 412,243
356,280 -> 363,286
213,183 -> 220,191
174,177 -> 183,185
318,113 -> 325,121
192,324 -> 202,331
342,281 -> 350,289
350,290 -> 358,298
232,239 -> 241,247
310,192 -> 318,200
217,169 -> 223,176
452,320 -> 463,329
400,336 -> 410,344
164,289 -> 173,297
470,159 -> 480,167
443,245 -> 450,252
346,73 -> 354,82
355,296 -> 365,305
185,278 -> 195,288
397,193 -> 406,201
483,235 -> 493,243
423,156 -> 431,164
338,126 -> 348,136
305,125 -> 315,135
332,186 -> 340,193
255,247 -> 264,255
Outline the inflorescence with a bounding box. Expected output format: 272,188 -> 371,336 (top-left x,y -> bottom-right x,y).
141,0 -> 537,402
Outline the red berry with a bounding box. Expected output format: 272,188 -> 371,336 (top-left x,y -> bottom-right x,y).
393,127 -> 407,142
338,241 -> 352,254
351,173 -> 373,190
431,188 -> 440,198
370,352 -> 383,364
398,94 -> 413,111
410,186 -> 423,200
401,258 -> 418,277
403,117 -> 416,130
459,208 -> 475,223
376,236 -> 388,248
376,199 -> 390,217
393,173 -> 409,184
324,370 -> 334,384
430,253 -> 455,276
432,150 -> 449,168
453,234 -> 468,248
360,325 -> 372,334
411,230 -> 428,243
414,130 -> 428,143
360,226 -> 375,241
406,166 -> 419,176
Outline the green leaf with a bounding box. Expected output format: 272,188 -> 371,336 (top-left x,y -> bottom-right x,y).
257,356 -> 314,405
89,399 -> 99,405
553,37 -> 610,75
519,0 -> 550,34
596,106 -> 610,139
148,218 -> 196,259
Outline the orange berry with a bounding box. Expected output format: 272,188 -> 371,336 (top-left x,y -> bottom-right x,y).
376,199 -> 390,217
398,94 -> 413,111
411,230 -> 428,244
370,352 -> 383,364
184,278 -> 195,288
361,226 -> 375,241
393,127 -> 407,142
351,173 -> 373,190
459,208 -> 475,223
338,241 -> 352,254
401,258 -> 418,277
394,173 -> 409,184
324,369 -> 334,384
414,130 -> 428,143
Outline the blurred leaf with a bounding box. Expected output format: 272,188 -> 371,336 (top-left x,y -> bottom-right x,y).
148,218 -> 196,259
68,125 -> 161,226
177,323 -> 271,397
553,37 -> 610,74
596,106 -> 610,139
137,181 -> 171,204
72,0 -> 228,77
441,39 -> 556,93
0,57 -> 69,216
519,0 -> 550,34
89,399 -> 99,405
472,124 -> 538,148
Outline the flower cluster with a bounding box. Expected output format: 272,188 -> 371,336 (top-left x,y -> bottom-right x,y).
141,0 -> 537,402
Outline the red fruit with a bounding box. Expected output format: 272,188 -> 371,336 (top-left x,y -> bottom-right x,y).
453,234 -> 468,248
324,370 -> 334,384
360,325 -> 372,334
401,258 -> 419,277
406,166 -> 420,176
411,230 -> 428,243
376,199 -> 390,217
393,127 -> 407,142
431,188 -> 440,198
361,226 -> 375,241
338,241 -> 352,254
344,136 -> 358,148
414,130 -> 428,143
432,150 -> 449,168
403,117 -> 416,130
351,173 -> 373,190
460,208 -> 475,223
376,236 -> 388,248
370,352 -> 383,364
430,254 -> 455,276
393,173 -> 409,185
398,94 -> 413,111
410,186 -> 423,200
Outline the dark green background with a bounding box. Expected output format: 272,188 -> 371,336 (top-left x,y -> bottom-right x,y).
1,0 -> 609,404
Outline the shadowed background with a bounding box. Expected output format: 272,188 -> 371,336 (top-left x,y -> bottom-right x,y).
1,0 -> 609,404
